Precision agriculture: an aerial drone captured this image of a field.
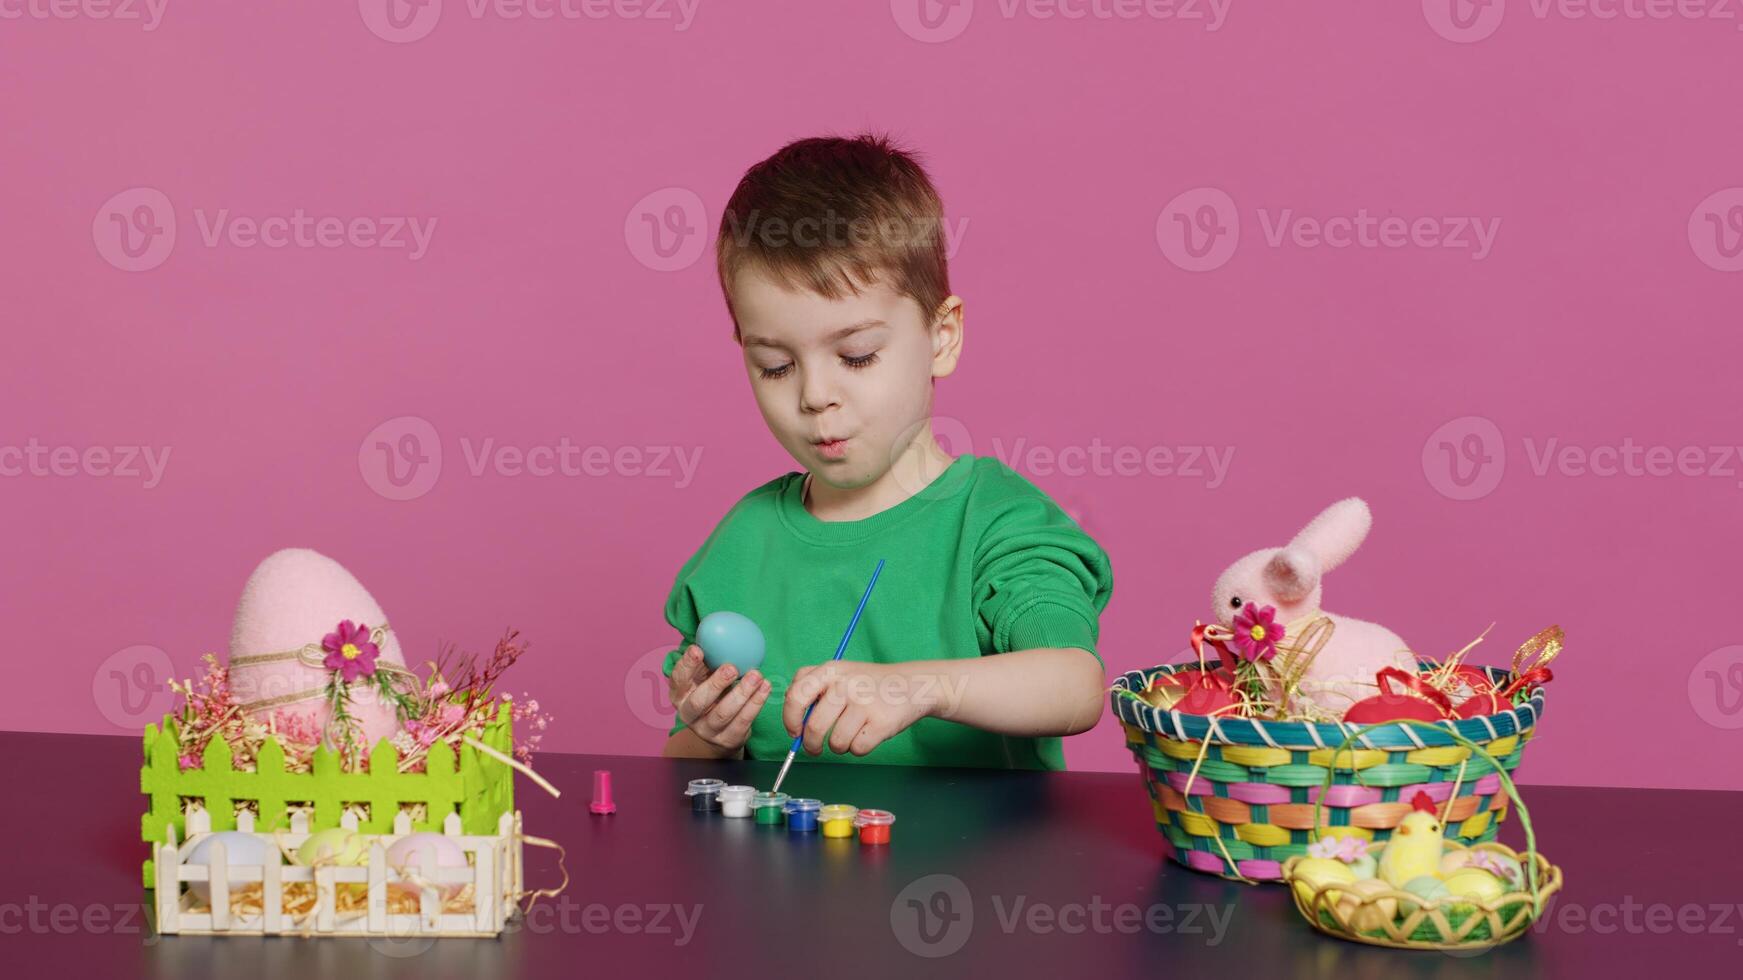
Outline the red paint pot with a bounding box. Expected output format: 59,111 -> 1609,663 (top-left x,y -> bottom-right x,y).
854,809 -> 895,845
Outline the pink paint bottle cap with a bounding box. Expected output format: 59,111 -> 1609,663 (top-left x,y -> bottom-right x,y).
589,769 -> 616,814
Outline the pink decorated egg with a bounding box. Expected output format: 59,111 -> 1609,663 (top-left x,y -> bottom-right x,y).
227,548 -> 408,750
385,832 -> 470,899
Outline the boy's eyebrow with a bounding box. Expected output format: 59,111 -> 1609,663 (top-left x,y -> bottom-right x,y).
742,320 -> 887,349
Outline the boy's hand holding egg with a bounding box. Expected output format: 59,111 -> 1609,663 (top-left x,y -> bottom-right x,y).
669,612 -> 772,755
782,660 -> 933,757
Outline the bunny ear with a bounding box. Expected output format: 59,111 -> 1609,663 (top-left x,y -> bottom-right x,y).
1263,548 -> 1320,602
1287,497 -> 1372,573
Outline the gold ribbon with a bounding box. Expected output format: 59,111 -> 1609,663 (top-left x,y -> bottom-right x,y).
231,624 -> 418,715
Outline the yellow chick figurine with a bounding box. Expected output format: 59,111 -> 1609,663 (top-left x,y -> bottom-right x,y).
1378,792 -> 1446,887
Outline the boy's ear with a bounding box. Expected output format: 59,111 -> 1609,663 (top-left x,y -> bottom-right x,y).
932,295 -> 964,379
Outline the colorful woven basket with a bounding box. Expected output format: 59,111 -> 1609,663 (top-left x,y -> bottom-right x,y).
1111,661 -> 1547,883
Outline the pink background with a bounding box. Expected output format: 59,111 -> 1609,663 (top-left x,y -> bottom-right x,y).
4,2 -> 1740,790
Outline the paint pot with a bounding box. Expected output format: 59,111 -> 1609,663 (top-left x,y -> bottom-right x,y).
854,808 -> 896,845
718,785 -> 756,818
819,804 -> 859,838
753,792 -> 789,826
783,797 -> 822,833
685,778 -> 726,813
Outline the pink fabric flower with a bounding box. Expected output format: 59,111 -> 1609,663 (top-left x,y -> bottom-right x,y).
1232,603 -> 1283,662
1466,850 -> 1521,884
1308,836 -> 1371,862
322,620 -> 380,683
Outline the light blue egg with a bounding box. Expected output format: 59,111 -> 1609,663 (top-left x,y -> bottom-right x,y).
697,611 -> 766,674
184,831 -> 282,900
1398,874 -> 1451,915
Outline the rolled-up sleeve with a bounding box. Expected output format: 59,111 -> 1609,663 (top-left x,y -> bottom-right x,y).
973,496 -> 1114,662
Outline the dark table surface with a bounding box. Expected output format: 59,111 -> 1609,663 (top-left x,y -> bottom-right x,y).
4,730 -> 1740,978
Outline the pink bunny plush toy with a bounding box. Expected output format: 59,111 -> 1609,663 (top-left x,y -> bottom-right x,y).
1211,498 -> 1416,715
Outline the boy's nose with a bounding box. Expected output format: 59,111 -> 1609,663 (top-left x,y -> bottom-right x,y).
799,374 -> 841,413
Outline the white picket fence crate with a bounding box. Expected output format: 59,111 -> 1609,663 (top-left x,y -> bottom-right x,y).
153,805 -> 527,937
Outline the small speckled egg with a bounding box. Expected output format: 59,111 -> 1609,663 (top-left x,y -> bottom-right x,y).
385,832 -> 470,899
1439,849 -> 1472,875
696,611 -> 766,674
184,832 -> 281,901
296,828 -> 367,867
1442,868 -> 1506,905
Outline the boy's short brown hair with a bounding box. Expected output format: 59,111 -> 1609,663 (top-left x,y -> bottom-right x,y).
716,133 -> 952,341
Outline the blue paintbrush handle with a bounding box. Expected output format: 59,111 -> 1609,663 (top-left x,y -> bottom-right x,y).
789,558 -> 886,752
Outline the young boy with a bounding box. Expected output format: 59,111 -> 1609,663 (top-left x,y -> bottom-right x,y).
660,133 -> 1113,770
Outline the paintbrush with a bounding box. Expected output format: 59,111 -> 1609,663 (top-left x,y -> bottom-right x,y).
769,558 -> 885,796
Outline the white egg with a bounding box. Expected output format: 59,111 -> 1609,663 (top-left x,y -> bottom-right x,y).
183,831 -> 281,901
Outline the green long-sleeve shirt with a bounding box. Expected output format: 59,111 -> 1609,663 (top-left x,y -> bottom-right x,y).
661,453 -> 1114,769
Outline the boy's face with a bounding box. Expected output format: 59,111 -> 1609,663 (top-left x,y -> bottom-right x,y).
733,266 -> 961,491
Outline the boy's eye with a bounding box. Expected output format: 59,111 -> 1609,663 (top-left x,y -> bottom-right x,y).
757,352 -> 878,380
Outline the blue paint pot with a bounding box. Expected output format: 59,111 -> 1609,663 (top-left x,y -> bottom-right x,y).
784,797 -> 822,833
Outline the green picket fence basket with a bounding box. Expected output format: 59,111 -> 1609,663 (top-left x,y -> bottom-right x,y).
139,702 -> 516,886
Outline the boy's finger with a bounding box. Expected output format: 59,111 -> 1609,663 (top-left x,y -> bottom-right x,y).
802,694 -> 846,756
717,681 -> 770,747
704,670 -> 763,732
782,667 -> 821,736
848,722 -> 884,757
828,705 -> 866,755
678,663 -> 738,724
669,645 -> 706,693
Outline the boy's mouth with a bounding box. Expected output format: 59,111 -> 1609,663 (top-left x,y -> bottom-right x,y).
812,436 -> 850,460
